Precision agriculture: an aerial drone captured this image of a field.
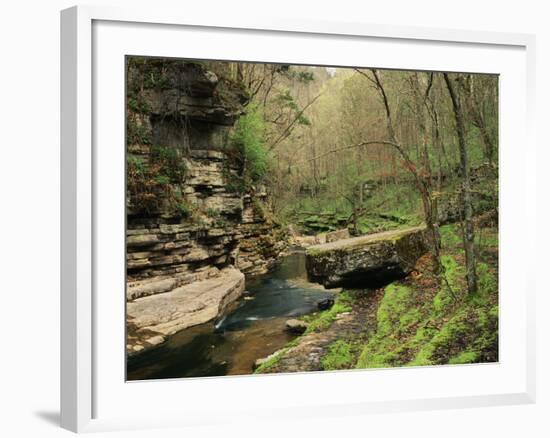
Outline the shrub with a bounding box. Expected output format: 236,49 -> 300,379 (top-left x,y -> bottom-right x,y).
151,145 -> 186,184
230,103 -> 271,185
174,201 -> 191,218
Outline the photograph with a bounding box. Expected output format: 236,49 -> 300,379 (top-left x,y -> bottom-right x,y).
125,56 -> 499,380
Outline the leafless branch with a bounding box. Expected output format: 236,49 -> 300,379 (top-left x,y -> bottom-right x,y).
268,93 -> 322,151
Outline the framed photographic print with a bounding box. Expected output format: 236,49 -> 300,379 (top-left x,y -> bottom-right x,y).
61,5 -> 536,433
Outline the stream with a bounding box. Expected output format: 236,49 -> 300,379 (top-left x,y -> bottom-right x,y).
126,250 -> 335,380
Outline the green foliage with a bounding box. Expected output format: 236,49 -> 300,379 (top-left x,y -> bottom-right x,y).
154,175 -> 171,185
174,201 -> 191,218
128,96 -> 151,114
440,224 -> 463,249
127,118 -> 152,145
231,104 -> 271,185
281,68 -> 315,83
127,57 -> 172,91
127,154 -> 162,213
205,208 -> 221,218
126,143 -> 188,215
127,155 -> 145,174
273,89 -> 311,125
151,145 -> 187,184
251,198 -> 265,218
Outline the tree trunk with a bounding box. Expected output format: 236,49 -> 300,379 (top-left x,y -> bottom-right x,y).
444,73 -> 478,294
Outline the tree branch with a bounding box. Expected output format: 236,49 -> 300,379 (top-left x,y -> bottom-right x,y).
267,93 -> 322,151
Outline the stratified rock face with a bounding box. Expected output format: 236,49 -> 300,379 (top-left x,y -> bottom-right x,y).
125,59 -> 285,355
236,192 -> 287,276
126,59 -> 247,294
305,226 -> 428,288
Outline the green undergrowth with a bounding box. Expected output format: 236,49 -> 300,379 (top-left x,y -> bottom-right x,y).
356,225 -> 499,369
257,225 -> 498,374
320,339 -> 361,370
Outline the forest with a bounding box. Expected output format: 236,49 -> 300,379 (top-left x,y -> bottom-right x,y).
125,58 -> 499,379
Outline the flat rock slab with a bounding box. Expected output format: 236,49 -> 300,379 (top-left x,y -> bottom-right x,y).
305,226 -> 428,288
127,268 -> 245,337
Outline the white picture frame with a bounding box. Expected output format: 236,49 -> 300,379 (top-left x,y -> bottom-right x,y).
60,4 -> 536,433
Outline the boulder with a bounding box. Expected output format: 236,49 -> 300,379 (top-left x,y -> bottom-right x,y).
305,226 -> 428,288
317,298 -> 334,311
285,319 -> 308,334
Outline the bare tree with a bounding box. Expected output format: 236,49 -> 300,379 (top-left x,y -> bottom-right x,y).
461,74 -> 497,164
443,73 -> 478,294
355,69 -> 442,274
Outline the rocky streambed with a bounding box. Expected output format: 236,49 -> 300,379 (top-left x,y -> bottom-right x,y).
127,250 -> 336,380
127,226 -> 430,379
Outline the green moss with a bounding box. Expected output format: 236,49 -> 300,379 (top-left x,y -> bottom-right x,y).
409,309 -> 470,366
409,299 -> 498,366
304,291 -> 354,334
432,255 -> 462,315
356,336 -> 400,369
376,283 -> 414,336
320,340 -> 357,370
476,262 -> 497,296
254,338 -> 299,374
356,283 -> 422,369
356,252 -> 498,370
448,351 -> 478,364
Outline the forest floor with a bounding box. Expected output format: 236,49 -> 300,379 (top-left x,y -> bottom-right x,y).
255,222 -> 499,373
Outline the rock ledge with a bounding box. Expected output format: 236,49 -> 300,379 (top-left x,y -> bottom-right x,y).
305,226 -> 428,288
127,268 -> 245,340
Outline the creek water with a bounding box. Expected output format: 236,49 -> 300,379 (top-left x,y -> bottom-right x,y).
126,250 -> 335,380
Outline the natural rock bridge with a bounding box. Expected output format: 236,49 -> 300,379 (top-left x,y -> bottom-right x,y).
305,226 -> 428,288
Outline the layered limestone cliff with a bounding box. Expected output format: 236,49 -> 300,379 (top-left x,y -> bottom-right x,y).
236,191 -> 287,276
125,59 -> 284,354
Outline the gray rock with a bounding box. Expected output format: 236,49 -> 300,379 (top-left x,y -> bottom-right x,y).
285,319 -> 308,334
305,226 -> 428,288
317,298 -> 334,311
127,268 -> 245,335
146,335 -> 165,346
325,228 -> 350,243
